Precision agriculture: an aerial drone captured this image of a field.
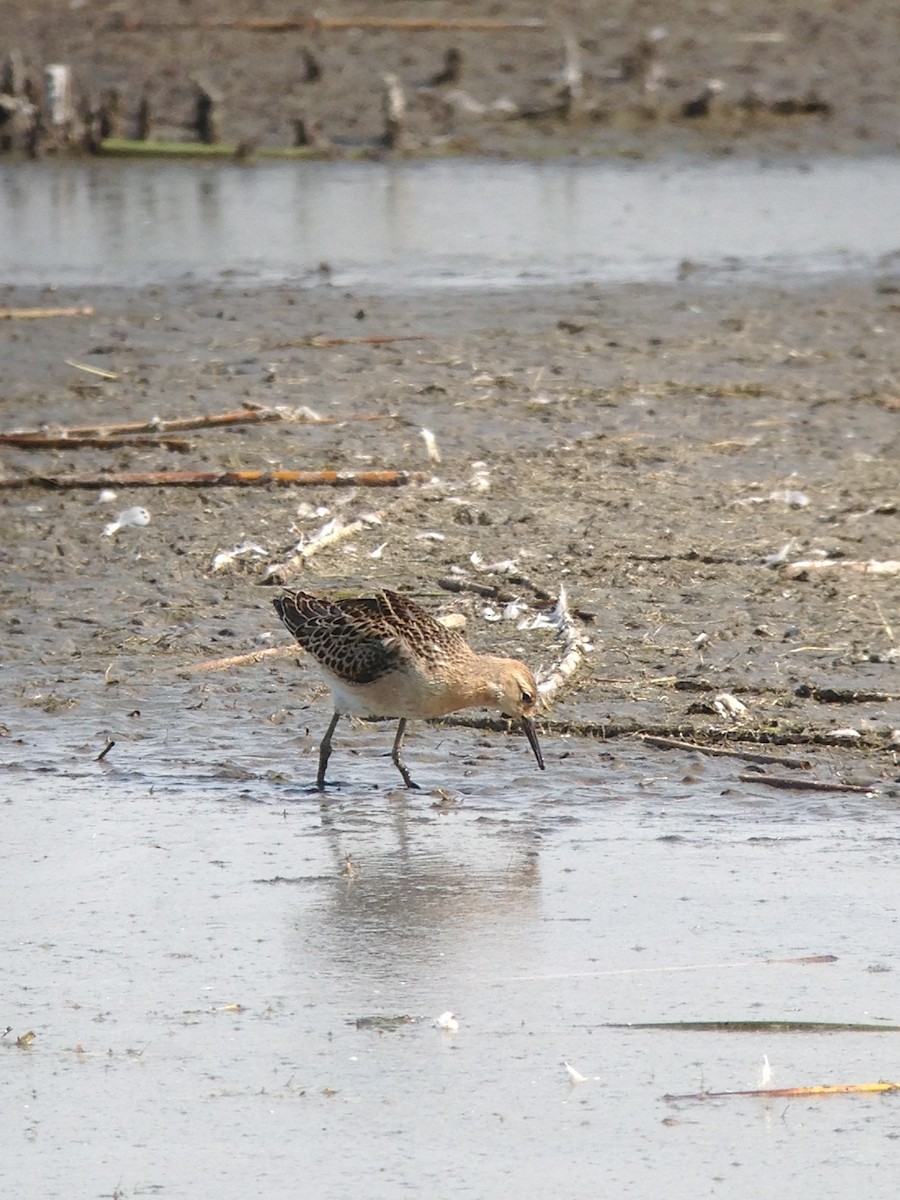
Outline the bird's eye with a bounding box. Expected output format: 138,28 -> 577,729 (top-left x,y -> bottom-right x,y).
520,690 -> 534,705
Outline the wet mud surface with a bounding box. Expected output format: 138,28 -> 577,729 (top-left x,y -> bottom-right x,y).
1,275 -> 898,786
2,0 -> 900,158
2,248 -> 900,1199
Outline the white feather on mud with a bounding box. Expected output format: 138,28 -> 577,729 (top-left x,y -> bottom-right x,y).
103,506 -> 150,537
564,1061 -> 599,1084
468,462 -> 491,493
470,551 -> 518,574
212,541 -> 267,572
420,427 -> 441,463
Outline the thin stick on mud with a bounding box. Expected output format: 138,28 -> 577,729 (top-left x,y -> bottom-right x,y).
264,513 -> 385,583
3,433 -> 193,451
437,576 -> 596,622
117,15 -> 547,33
873,597 -> 895,644
0,468 -> 430,490
0,403 -> 391,446
248,15 -> 547,31
738,773 -> 879,794
296,334 -> 434,348
65,359 -> 119,380
96,739 -> 115,761
0,306 -> 95,320
642,734 -> 812,770
186,645 -> 299,673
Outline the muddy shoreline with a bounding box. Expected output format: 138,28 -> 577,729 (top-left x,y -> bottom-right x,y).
1,274 -> 898,787
2,1 -> 900,159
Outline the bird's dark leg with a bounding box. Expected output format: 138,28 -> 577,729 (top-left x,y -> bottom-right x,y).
317,712 -> 341,790
390,718 -> 420,789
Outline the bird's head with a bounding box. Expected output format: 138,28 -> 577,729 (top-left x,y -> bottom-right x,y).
490,660 -> 545,771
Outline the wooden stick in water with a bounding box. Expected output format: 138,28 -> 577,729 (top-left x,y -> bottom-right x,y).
666,1080 -> 900,1102
738,773 -> 879,794
643,734 -> 812,770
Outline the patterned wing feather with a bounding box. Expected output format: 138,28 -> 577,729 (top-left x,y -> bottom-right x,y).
273,591 -> 403,684
373,590 -> 469,667
273,589 -> 469,682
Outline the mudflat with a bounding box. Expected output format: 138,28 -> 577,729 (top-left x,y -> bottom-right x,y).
1,0 -> 899,157
2,276 -> 897,784
1,1 -> 898,780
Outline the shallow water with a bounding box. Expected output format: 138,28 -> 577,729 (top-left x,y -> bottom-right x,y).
4,703 -> 900,1198
3,152 -> 900,1196
2,156 -> 900,288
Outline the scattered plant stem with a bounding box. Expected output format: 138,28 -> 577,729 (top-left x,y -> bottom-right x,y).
0,306 -> 94,320
642,734 -> 812,769
186,646 -> 299,673
0,468 -> 429,490
0,403 -> 388,447
666,1080 -> 900,1102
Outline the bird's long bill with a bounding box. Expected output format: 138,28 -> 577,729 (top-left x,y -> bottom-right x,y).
520,717 -> 545,771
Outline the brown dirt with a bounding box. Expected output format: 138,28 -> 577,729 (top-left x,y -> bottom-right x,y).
1,276 -> 898,784
2,0 -> 900,157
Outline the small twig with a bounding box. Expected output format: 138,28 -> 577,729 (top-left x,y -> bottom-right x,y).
0,404 -> 390,446
738,773 -> 878,794
642,734 -> 812,770
298,334 -> 434,348
65,359 -> 119,380
0,306 -> 94,320
4,433 -> 193,451
116,15 -> 547,33
873,598 -> 895,644
265,513 -> 383,582
505,572 -> 554,602
0,468 -> 430,490
96,739 -> 115,761
437,576 -> 595,622
186,645 -> 298,673
439,576 -> 546,608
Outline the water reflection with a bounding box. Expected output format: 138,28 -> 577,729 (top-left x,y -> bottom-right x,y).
1,156 -> 899,288
292,800 -> 542,983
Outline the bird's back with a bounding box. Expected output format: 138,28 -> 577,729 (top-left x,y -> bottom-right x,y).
273,589 -> 468,686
